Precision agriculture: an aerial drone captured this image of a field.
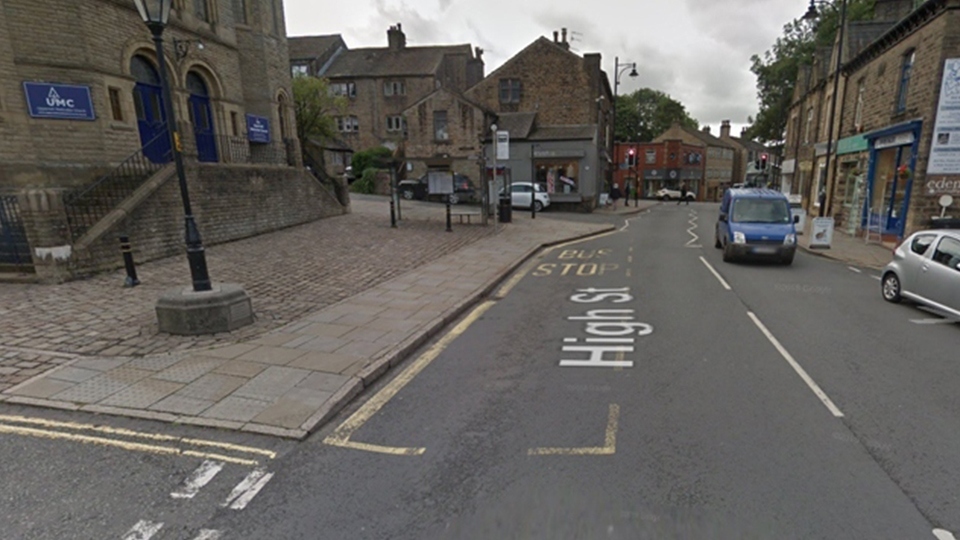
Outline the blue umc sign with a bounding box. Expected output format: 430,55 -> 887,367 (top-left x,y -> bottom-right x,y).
23,82 -> 96,120
246,114 -> 271,143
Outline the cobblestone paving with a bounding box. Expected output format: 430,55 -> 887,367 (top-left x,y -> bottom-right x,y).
0,196 -> 494,387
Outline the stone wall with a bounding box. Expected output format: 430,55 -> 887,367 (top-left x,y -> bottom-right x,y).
68,165 -> 347,278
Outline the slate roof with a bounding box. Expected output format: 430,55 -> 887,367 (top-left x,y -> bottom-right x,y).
323,44 -> 473,78
495,112 -> 537,139
679,125 -> 735,149
730,136 -> 768,153
528,125 -> 596,141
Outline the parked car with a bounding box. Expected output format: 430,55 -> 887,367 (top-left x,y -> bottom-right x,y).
656,187 -> 695,201
398,173 -> 475,204
881,229 -> 960,319
715,188 -> 799,265
504,182 -> 550,212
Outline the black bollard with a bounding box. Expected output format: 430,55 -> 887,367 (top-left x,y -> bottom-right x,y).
446,194 -> 453,232
119,235 -> 140,287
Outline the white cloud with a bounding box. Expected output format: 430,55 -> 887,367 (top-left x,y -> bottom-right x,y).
283,0 -> 809,136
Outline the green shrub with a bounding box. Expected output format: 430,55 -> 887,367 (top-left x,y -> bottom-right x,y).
350,168 -> 378,194
351,147 -> 393,178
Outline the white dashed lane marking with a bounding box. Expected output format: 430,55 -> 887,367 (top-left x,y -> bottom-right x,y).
121,520 -> 163,540
171,460 -> 225,499
223,468 -> 275,510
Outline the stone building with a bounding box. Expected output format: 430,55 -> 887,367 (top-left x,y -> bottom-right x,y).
784,0 -> 960,241
465,30 -> 614,211
717,121 -> 774,187
613,141 -> 706,201
0,0 -> 344,281
296,25 -> 484,157
654,123 -> 735,201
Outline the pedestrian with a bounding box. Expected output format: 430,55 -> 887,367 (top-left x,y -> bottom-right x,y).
678,183 -> 689,205
610,183 -> 622,210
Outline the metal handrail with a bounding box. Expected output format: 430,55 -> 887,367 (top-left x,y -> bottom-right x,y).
63,131 -> 173,241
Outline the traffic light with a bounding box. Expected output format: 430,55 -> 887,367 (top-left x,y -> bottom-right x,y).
760,153 -> 768,170
627,148 -> 636,167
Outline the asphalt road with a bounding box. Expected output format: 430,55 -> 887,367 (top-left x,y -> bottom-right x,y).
2,202 -> 959,539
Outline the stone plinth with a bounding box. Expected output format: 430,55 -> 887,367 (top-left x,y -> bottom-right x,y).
156,283 -> 253,335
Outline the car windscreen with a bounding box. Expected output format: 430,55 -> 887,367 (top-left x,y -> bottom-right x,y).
731,198 -> 791,223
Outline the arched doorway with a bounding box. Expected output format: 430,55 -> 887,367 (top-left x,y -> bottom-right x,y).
131,55 -> 171,163
187,71 -> 218,163
277,93 -> 289,141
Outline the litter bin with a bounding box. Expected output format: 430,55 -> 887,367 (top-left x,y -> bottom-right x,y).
498,195 -> 512,223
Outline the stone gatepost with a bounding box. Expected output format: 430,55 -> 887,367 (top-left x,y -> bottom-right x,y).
18,188 -> 74,283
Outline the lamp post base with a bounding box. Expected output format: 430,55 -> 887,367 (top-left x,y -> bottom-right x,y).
156,283 -> 253,335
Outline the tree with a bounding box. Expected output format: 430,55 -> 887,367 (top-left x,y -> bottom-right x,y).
614,88 -> 698,142
292,74 -> 345,148
744,0 -> 875,143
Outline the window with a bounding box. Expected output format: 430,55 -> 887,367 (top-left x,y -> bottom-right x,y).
911,234 -> 936,256
234,0 -> 247,24
291,64 -> 308,77
535,161 -> 579,194
931,237 -> 960,271
230,111 -> 239,136
645,150 -> 656,164
499,79 -> 521,104
330,82 -> 356,97
386,115 -> 405,132
194,0 -> 209,22
108,87 -> 123,121
336,116 -> 359,133
896,50 -> 915,112
854,79 -> 865,130
434,111 -> 448,140
384,81 -> 405,96
332,152 -> 344,166
805,107 -> 814,143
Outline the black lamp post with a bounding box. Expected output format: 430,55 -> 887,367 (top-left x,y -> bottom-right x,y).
134,0 -> 212,291
613,57 -> 638,203
803,0 -> 846,219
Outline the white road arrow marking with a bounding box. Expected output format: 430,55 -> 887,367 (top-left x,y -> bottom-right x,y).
933,529 -> 957,540
171,460 -> 224,499
192,530 -> 223,540
223,469 -> 274,510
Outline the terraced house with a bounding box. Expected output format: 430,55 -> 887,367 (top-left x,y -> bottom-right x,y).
0,0 -> 345,283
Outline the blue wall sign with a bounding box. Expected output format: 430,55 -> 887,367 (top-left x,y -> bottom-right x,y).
246,114 -> 271,144
23,82 -> 96,120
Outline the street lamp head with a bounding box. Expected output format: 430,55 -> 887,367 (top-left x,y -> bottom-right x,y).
629,65 -> 638,78
133,0 -> 172,28
491,123 -> 497,132
802,0 -> 819,21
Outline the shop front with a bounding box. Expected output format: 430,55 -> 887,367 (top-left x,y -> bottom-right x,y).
863,121 -> 922,239
834,134 -> 869,235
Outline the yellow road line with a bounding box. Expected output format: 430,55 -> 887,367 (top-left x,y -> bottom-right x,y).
495,260 -> 534,298
181,450 -> 259,466
0,414 -> 275,459
528,404 -> 619,456
544,231 -> 618,253
323,301 -> 496,455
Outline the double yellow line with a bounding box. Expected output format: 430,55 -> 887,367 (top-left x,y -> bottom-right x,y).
0,414 -> 275,466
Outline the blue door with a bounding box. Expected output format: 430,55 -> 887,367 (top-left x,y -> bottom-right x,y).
130,56 -> 171,163
187,73 -> 218,163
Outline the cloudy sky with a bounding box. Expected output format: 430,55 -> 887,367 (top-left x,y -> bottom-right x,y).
284,0 -> 810,136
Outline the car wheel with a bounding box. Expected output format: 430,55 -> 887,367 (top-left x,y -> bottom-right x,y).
660,195 -> 669,201
534,200 -> 544,212
722,242 -> 735,262
448,193 -> 460,205
401,189 -> 414,200
882,272 -> 902,303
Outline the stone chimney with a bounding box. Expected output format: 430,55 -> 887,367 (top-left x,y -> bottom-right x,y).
720,120 -> 731,138
702,126 -> 711,134
741,127 -> 747,137
553,31 -> 559,42
387,23 -> 406,50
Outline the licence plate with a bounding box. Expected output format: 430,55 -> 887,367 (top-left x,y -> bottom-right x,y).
752,246 -> 777,254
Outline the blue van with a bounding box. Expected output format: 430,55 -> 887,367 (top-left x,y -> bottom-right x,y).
715,188 -> 799,265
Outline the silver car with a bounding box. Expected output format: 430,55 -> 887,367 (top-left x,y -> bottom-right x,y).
881,229 -> 960,318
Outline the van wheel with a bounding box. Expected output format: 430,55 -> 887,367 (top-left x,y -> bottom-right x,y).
722,243 -> 735,262
714,233 -> 722,249
882,272 -> 902,303
781,253 -> 795,265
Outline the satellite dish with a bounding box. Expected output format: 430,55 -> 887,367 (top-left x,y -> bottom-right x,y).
939,194 -> 954,208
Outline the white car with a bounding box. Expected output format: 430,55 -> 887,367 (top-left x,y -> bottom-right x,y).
506,182 -> 550,211
656,187 -> 695,201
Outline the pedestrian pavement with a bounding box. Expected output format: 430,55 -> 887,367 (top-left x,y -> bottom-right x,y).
797,219 -> 895,270
0,196 -> 649,438
0,196 -> 893,438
